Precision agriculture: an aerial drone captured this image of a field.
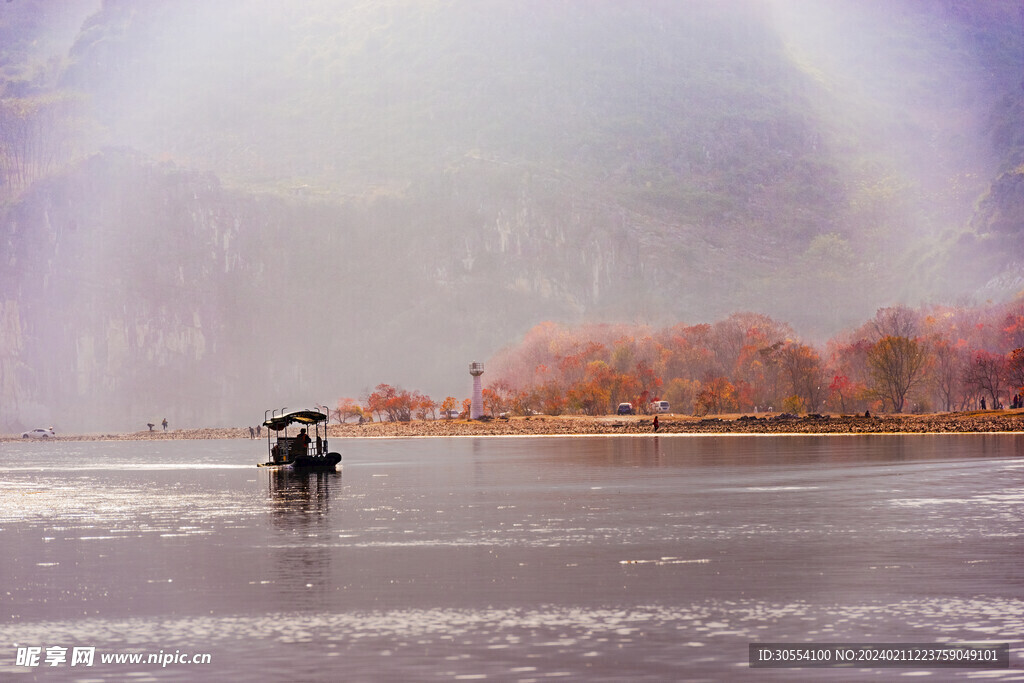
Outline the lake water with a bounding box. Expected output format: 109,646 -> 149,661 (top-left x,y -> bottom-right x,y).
1,434 -> 1022,681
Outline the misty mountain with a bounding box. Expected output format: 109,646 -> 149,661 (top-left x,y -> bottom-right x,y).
1,0 -> 1022,431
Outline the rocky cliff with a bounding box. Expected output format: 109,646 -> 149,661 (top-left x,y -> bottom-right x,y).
3,149 -> 719,431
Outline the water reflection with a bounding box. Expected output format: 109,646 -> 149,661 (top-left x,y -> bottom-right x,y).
539,433 -> 1024,470
267,468 -> 340,524
264,469 -> 343,603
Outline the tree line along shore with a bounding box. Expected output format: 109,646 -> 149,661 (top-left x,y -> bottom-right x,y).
335,303 -> 1023,430
4,410 -> 1022,442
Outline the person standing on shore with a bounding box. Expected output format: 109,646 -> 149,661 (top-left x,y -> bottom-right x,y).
653,415 -> 659,432
162,418 -> 168,431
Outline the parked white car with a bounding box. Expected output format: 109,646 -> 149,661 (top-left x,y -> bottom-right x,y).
649,400 -> 670,414
22,427 -> 55,438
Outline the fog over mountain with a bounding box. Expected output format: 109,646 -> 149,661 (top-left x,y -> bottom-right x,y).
1,0 -> 1022,431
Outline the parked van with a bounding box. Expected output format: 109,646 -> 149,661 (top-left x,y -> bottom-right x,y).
650,400 -> 670,414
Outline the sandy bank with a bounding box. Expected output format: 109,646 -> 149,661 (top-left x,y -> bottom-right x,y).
3,410 -> 1022,442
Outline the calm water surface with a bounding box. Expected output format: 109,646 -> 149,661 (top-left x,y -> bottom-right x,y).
1,434 -> 1022,680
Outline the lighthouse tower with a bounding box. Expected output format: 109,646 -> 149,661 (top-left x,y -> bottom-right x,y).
469,361 -> 484,419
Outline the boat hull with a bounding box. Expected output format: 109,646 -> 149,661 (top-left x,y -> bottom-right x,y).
258,452 -> 341,469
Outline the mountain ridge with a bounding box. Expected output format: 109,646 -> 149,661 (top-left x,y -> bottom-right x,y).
1,0 -> 1022,430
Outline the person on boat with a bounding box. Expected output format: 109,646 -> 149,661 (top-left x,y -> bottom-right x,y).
295,428 -> 311,457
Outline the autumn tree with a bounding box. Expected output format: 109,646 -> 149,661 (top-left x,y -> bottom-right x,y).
825,337 -> 874,413
712,313 -> 793,378
483,380 -> 515,416
364,386 -> 387,422
694,376 -> 738,416
535,380 -> 565,416
734,340 -> 783,411
1008,348 -> 1024,396
662,377 -> 700,415
828,375 -> 853,413
780,342 -> 826,413
558,341 -> 608,386
440,396 -> 459,418
335,397 -> 364,423
655,323 -> 717,382
365,383 -> 417,422
566,360 -> 614,415
631,360 -> 662,412
1003,308 -> 1024,350
481,388 -> 500,417
866,336 -> 929,412
412,391 -> 436,420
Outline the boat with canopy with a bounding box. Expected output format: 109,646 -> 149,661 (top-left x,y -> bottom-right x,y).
258,408 -> 341,469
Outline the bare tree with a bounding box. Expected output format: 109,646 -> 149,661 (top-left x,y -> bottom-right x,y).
867,335 -> 929,412
869,306 -> 918,341
930,339 -> 968,411
963,351 -> 1007,407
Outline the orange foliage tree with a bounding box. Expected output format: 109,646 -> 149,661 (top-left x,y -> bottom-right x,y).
780,342 -> 826,413
695,376 -> 738,416
440,396 -> 459,418
334,397 -> 364,423
364,383 -> 434,422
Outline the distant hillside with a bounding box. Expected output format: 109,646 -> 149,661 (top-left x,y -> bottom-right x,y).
53,0 -> 1024,302
1,0 -> 1022,430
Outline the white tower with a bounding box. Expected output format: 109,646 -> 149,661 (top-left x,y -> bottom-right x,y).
469,361 -> 484,419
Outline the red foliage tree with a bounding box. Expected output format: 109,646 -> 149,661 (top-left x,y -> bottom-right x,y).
365,383 -> 418,422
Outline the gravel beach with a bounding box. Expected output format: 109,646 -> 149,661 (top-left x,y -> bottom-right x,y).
6,410 -> 1022,442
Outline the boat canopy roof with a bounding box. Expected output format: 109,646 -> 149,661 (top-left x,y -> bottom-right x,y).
263,409 -> 328,431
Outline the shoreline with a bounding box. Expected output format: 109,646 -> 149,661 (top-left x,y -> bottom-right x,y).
3,410 -> 1022,442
